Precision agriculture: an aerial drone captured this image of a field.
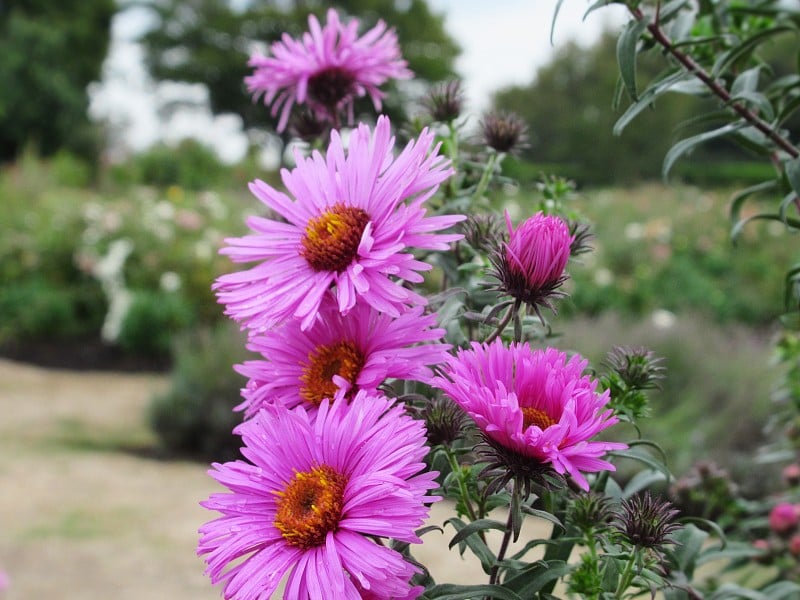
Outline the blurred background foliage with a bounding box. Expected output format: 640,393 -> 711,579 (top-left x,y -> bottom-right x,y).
0,0 -> 795,487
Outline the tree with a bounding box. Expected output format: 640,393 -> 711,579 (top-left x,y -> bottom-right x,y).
136,0 -> 460,134
0,0 -> 115,161
493,32 -> 718,184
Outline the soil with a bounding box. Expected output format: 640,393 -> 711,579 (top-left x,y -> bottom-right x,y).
0,358 -> 550,599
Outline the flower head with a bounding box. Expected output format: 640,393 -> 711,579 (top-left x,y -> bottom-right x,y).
424,80 -> 465,123
480,111 -> 528,154
235,296 -> 449,418
490,211 -> 573,315
431,340 -> 627,490
246,9 -> 412,132
198,393 -> 439,599
769,502 -> 799,535
214,115 -> 463,332
604,346 -> 666,391
613,492 -> 681,550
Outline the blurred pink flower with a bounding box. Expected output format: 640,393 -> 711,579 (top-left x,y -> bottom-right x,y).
198,393 -> 439,600
235,296 -> 449,418
246,8 -> 412,131
768,502 -> 798,535
782,462 -> 800,487
432,340 -> 626,490
789,534 -> 800,557
214,115 -> 462,332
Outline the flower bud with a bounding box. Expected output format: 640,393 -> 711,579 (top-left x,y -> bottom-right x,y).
604,346 -> 666,391
789,534 -> 800,557
489,211 -> 573,314
783,463 -> 800,487
480,111 -> 528,154
424,80 -> 465,123
768,502 -> 798,535
613,492 -> 681,551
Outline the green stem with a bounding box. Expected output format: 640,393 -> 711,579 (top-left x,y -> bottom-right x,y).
488,489 -> 516,587
629,5 -> 799,159
614,552 -> 637,599
472,152 -> 499,204
484,301 -> 516,344
444,446 -> 479,524
447,123 -> 460,198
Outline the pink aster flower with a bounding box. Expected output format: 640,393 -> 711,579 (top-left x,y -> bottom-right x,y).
235,295 -> 449,418
198,393 -> 439,600
431,339 -> 627,491
246,8 -> 412,132
768,502 -> 799,535
490,211 -> 573,315
214,115 -> 463,332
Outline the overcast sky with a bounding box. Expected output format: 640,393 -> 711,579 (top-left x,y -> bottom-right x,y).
88,0 -> 628,164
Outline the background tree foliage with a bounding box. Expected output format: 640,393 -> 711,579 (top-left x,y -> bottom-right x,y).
0,0 -> 115,161
493,32 -> 723,185
136,0 -> 460,134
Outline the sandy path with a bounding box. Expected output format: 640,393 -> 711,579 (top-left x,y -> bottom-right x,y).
0,359 -> 550,599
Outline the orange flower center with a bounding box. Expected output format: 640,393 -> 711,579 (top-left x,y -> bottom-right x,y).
301,204 -> 370,273
300,341 -> 365,406
274,464 -> 348,549
521,407 -> 556,431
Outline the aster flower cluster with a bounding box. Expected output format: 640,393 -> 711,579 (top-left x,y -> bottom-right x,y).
195,9 -> 659,600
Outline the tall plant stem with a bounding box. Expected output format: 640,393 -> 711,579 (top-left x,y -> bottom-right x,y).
488,485 -> 517,588
630,6 -> 799,159
444,446 -> 479,524
484,299 -> 519,344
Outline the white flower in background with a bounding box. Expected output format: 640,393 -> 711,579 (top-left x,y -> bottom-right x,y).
651,308 -> 676,330
624,222 -> 644,241
92,238 -> 134,343
594,267 -> 613,287
160,271 -> 182,292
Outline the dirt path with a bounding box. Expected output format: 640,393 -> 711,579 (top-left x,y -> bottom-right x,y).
0,359 -> 550,599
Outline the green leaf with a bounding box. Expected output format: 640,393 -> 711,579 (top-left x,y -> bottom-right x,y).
617,18 -> 648,101
729,179 -> 778,225
447,518 -> 505,549
711,25 -> 796,78
761,581 -> 800,599
422,583 -> 522,600
614,70 -> 690,135
550,0 -> 564,45
444,517 -> 496,574
663,122 -> 745,179
784,156 -> 800,198
622,469 -> 667,497
658,0 -> 692,23
670,524 -> 708,577
608,447 -> 672,484
502,561 -> 573,597
731,212 -> 800,244
520,506 -> 564,532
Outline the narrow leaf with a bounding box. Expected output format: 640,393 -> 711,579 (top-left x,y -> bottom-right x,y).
423,583 -> 522,600
617,18 -> 648,101
663,122 -> 745,179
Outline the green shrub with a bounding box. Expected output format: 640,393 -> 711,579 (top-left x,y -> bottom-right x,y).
50,150 -> 93,187
132,139 -> 228,190
0,278 -> 105,342
148,322 -> 250,461
557,312 -> 777,495
117,290 -> 195,359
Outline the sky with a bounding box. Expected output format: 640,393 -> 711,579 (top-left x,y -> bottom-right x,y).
88,0 -> 628,164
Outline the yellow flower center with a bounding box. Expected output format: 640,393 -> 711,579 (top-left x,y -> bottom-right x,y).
274,464 -> 348,549
300,341 -> 365,406
301,204 -> 370,273
521,407 -> 556,431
